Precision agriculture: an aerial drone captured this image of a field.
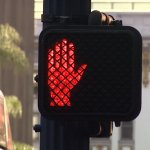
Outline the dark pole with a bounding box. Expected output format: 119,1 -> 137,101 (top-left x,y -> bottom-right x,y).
43,0 -> 91,18
40,0 -> 91,150
42,0 -> 91,26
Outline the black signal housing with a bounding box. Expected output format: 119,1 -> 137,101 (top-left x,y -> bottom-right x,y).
38,25 -> 142,121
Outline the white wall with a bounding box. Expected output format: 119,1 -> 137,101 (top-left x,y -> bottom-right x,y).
135,80 -> 150,150
112,127 -> 119,150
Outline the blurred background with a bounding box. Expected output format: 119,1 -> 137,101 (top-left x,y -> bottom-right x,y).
0,0 -> 150,150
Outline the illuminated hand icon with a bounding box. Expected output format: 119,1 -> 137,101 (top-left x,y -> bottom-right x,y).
48,39 -> 87,107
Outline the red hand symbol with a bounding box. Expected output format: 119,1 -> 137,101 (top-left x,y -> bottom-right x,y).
48,39 -> 87,107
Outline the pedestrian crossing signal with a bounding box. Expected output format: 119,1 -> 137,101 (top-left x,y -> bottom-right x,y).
47,38 -> 87,107
38,25 -> 142,121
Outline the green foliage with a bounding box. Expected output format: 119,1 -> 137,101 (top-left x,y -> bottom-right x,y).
0,23 -> 21,45
0,24 -> 29,69
0,24 -> 34,150
5,96 -> 36,150
5,95 -> 22,118
13,141 -> 36,150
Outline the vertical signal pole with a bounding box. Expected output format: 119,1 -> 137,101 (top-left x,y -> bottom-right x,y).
42,0 -> 91,25
40,0 -> 91,150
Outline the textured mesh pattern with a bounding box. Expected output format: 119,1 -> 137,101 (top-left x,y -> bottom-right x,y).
48,39 -> 87,107
41,30 -> 141,119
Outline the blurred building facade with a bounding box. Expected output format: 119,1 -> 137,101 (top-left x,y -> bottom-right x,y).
0,0 -> 34,145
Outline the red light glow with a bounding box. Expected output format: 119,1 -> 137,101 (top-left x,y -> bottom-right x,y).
48,39 -> 87,107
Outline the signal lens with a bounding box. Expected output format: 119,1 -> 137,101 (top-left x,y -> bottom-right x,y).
47,39 -> 87,107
